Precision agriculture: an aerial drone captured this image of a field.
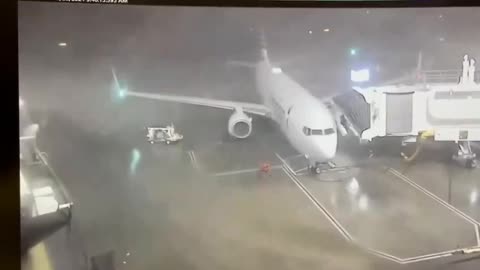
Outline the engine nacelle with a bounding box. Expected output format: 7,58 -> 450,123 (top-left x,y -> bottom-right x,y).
228,109 -> 252,139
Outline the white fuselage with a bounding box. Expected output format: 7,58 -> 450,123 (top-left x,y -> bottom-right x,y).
254,60 -> 338,165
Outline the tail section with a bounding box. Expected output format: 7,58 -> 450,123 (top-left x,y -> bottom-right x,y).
259,28 -> 270,64
415,51 -> 424,81
382,51 -> 424,85
416,51 -> 423,74
226,27 -> 271,68
226,60 -> 256,68
111,67 -> 121,90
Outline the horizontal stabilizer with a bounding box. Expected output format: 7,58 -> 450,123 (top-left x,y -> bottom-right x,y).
226,60 -> 256,68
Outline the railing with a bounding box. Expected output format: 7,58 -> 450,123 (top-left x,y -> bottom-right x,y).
383,70 -> 480,85
20,135 -> 73,216
34,146 -> 74,211
421,70 -> 480,84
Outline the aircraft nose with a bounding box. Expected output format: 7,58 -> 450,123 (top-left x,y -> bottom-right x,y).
313,136 -> 337,161
325,139 -> 337,159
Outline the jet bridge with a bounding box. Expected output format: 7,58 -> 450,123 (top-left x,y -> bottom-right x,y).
332,88 -> 371,138
349,55 -> 480,168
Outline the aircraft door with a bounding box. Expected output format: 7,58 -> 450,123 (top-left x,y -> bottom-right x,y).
386,92 -> 413,134
284,105 -> 306,155
286,106 -> 293,128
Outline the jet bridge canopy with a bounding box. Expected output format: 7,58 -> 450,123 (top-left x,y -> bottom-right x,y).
332,89 -> 370,137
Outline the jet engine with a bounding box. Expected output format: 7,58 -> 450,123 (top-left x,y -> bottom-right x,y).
228,109 -> 252,139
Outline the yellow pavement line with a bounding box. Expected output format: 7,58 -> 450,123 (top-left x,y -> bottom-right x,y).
30,242 -> 53,270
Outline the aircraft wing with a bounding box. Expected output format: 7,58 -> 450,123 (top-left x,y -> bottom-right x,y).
125,90 -> 271,117
111,67 -> 270,117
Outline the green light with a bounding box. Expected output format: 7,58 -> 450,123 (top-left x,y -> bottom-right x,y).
133,149 -> 140,160
129,148 -> 141,176
350,48 -> 357,56
118,89 -> 126,99
111,83 -> 127,103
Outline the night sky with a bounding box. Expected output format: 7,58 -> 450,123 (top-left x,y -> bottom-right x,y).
19,3 -> 480,77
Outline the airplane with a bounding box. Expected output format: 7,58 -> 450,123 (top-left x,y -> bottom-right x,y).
112,31 -> 349,174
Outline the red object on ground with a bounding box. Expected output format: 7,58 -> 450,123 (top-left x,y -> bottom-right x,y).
260,162 -> 272,174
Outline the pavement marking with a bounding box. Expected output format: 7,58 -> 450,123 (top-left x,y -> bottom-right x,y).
388,168 -> 480,259
389,168 -> 480,241
281,166 -> 353,241
280,166 -> 409,264
294,166 -> 309,174
476,226 -> 480,247
401,247 -> 471,264
188,150 -> 200,170
380,167 -> 480,263
212,165 -> 282,177
284,153 -> 306,161
362,247 -> 405,264
276,156 -> 480,264
30,242 -> 53,270
274,152 -> 297,175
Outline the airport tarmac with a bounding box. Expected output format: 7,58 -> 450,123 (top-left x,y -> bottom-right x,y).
26,94 -> 480,270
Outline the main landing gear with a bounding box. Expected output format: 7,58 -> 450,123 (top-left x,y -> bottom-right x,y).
453,141 -> 477,169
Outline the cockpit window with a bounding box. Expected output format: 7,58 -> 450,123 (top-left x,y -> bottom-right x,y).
324,128 -> 335,135
303,126 -> 335,136
303,127 -> 312,136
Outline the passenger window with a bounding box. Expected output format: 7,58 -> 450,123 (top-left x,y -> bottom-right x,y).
303,127 -> 311,136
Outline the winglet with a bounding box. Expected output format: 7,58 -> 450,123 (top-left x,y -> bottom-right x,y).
111,67 -> 127,100
111,66 -> 121,90
416,51 -> 423,73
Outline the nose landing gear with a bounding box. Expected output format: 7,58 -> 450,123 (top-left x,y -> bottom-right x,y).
309,165 -> 322,175
309,161 -> 337,175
